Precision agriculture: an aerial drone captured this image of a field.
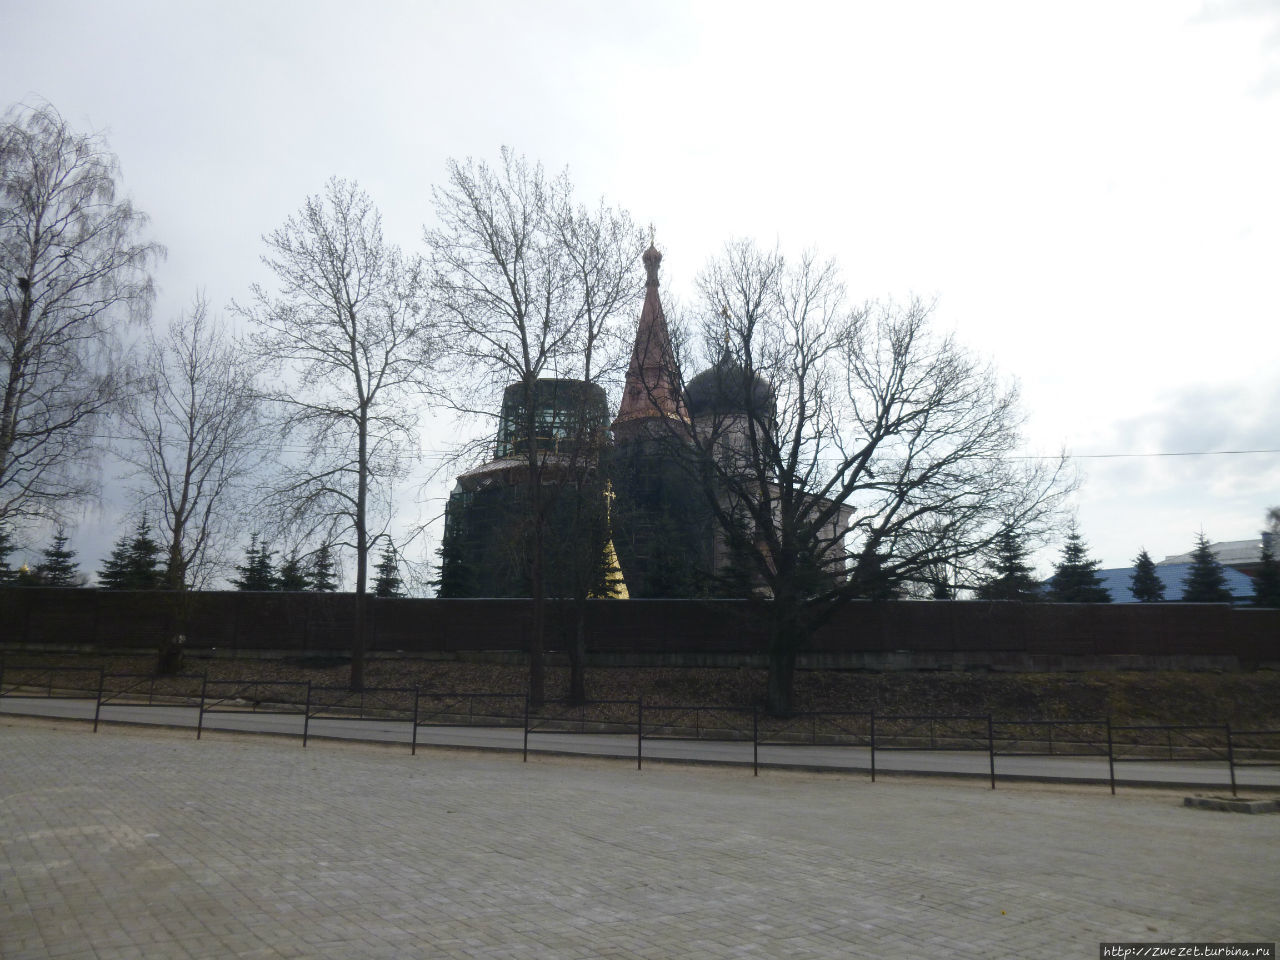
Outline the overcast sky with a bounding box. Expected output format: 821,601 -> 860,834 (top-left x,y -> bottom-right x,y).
3,0 -> 1278,585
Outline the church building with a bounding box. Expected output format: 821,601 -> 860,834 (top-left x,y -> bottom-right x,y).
438,243 -> 824,599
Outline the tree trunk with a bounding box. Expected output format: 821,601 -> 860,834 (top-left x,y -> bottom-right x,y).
765,616 -> 801,716
159,527 -> 187,675
568,596 -> 587,704
156,589 -> 187,676
766,648 -> 796,717
351,591 -> 365,691
351,406 -> 369,692
165,525 -> 186,591
0,289 -> 30,482
529,520 -> 545,707
524,382 -> 546,708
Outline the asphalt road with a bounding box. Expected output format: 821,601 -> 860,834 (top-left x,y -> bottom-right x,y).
4,694 -> 1277,791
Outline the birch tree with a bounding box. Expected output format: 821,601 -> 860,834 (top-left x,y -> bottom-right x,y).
119,294 -> 264,588
239,178 -> 438,690
1,102 -> 161,528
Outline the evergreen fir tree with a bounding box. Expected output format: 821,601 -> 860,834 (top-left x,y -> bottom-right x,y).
434,528 -> 470,598
975,526 -> 1041,601
373,544 -> 403,598
700,511 -> 757,599
34,529 -> 81,586
309,544 -> 338,592
97,539 -> 133,589
1129,548 -> 1165,602
0,525 -> 16,583
231,534 -> 277,590
851,545 -> 897,600
1047,523 -> 1111,602
98,518 -> 164,590
1252,536 -> 1280,608
1181,532 -> 1233,602
276,550 -> 311,591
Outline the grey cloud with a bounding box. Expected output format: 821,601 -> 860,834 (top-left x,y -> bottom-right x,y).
1109,382 -> 1280,456
1192,0 -> 1280,95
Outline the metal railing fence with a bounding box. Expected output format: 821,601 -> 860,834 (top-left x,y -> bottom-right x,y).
0,662 -> 103,700
2,667 -> 1278,795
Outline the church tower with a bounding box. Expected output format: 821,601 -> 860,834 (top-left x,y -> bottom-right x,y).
607,245 -> 713,597
611,243 -> 687,441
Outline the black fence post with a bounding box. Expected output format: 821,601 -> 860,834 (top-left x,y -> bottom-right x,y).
752,707 -> 759,777
1106,717 -> 1116,795
196,672 -> 208,740
92,668 -> 105,733
870,711 -> 877,782
1225,723 -> 1237,798
302,681 -> 312,748
522,694 -> 530,763
636,696 -> 643,771
987,714 -> 996,790
411,687 -> 420,757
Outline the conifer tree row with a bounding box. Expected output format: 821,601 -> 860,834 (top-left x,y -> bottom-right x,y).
230,536 -> 340,592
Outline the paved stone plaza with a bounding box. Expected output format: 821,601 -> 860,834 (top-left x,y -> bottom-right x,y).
1,716 -> 1276,959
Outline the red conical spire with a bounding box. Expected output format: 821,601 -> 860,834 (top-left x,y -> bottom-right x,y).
612,244 -> 687,432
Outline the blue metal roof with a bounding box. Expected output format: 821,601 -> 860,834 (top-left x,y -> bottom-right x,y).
1092,563 -> 1255,603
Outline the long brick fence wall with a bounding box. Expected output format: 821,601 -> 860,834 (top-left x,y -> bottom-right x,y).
1,588 -> 1277,670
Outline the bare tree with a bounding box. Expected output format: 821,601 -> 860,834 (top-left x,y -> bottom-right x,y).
0,102 -> 161,529
238,178 -> 438,690
427,148 -> 642,705
119,294 -> 265,589
660,240 -> 1072,713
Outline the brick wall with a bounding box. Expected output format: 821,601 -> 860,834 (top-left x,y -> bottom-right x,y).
1,588 -> 1276,668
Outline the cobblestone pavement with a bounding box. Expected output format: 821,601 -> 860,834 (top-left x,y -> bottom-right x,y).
1,717 -> 1276,960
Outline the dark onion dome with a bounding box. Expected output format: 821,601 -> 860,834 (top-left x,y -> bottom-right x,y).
684,351 -> 775,420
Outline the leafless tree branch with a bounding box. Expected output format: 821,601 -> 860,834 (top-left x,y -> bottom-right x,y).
235,177 -> 441,689
0,101 -> 162,530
